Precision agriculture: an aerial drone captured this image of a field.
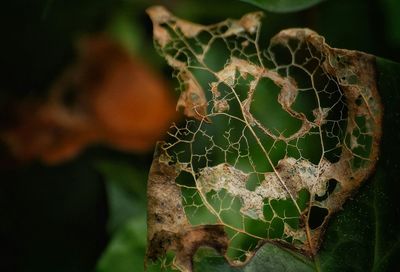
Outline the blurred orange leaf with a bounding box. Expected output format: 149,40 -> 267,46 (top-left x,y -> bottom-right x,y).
1,35 -> 177,164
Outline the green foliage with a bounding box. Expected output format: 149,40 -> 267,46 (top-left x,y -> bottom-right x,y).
381,0 -> 400,46
240,0 -> 325,12
97,217 -> 147,272
194,243 -> 314,271
95,161 -> 148,272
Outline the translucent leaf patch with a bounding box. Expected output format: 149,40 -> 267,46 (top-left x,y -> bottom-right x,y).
145,6 -> 382,271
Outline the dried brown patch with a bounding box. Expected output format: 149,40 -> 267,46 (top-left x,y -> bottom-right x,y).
1,35 -> 177,164
146,143 -> 228,272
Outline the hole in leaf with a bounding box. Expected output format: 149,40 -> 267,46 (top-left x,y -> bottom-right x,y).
355,95 -> 362,106
288,38 -> 300,51
245,173 -> 260,191
269,44 -> 292,65
197,30 -> 212,45
308,206 -> 329,229
204,38 -> 230,71
176,170 -> 195,187
288,66 -> 312,89
251,78 -> 303,139
315,179 -> 338,202
263,200 -> 274,221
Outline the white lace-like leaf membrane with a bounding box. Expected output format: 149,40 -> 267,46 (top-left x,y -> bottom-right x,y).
146,6 -> 382,271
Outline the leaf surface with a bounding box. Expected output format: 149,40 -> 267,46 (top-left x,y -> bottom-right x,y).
145,6 -> 388,271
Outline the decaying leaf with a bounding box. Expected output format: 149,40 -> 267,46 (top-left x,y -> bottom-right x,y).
146,6 -> 382,271
0,35 -> 177,164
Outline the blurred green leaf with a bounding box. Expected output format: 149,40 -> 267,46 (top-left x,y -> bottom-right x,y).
97,216 -> 147,272
106,9 -> 144,54
194,243 -> 314,271
381,0 -> 400,46
95,160 -> 147,200
239,0 -> 325,12
95,161 -> 148,272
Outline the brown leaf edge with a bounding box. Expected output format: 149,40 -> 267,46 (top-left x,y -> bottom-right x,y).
146,142 -> 229,272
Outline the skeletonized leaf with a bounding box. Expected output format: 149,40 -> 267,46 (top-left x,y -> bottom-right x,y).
145,6 -> 382,271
